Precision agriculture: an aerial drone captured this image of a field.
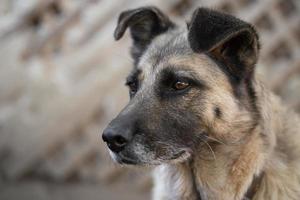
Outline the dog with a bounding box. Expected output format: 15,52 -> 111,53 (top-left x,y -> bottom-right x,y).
102,6 -> 300,200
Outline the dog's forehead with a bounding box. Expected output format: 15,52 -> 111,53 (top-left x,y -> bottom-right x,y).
136,28 -> 228,84
137,28 -> 191,73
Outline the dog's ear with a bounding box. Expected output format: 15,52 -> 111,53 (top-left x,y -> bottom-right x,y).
188,8 -> 259,83
114,6 -> 174,64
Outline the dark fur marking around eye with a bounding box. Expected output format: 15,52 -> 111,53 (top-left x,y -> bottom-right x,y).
126,68 -> 141,98
126,68 -> 141,85
156,66 -> 207,99
160,67 -> 206,87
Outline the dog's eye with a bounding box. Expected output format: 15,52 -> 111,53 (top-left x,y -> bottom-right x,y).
173,81 -> 190,90
127,81 -> 138,97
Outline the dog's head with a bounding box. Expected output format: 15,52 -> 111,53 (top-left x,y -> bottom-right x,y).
102,7 -> 260,165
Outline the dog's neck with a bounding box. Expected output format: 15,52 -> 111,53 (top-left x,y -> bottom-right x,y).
189,169 -> 264,200
187,126 -> 266,200
154,127 -> 267,200
185,81 -> 271,200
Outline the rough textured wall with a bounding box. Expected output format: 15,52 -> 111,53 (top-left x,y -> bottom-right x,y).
0,0 -> 299,199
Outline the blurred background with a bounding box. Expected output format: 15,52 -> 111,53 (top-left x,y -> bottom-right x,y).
0,0 -> 299,199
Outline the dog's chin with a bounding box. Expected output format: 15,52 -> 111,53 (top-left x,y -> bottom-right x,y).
109,150 -> 139,165
109,149 -> 192,165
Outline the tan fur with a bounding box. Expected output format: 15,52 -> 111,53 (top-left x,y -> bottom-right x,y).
152,64 -> 300,200
110,6 -> 300,200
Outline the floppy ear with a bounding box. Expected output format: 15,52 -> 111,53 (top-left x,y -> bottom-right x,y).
188,8 -> 259,83
114,6 -> 174,64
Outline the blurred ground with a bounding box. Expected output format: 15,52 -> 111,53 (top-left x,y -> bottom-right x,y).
0,181 -> 150,200
0,0 -> 299,199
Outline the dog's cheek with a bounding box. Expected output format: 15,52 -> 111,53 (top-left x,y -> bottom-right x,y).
201,88 -> 254,142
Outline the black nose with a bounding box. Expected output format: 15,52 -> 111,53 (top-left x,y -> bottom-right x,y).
102,127 -> 130,152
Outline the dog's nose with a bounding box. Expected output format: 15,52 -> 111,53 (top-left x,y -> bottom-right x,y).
102,127 -> 129,152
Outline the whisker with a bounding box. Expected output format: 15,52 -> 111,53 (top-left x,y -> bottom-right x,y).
202,139 -> 216,161
193,134 -> 217,161
203,135 -> 226,145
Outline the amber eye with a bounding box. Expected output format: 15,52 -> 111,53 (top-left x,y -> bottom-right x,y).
173,81 -> 189,90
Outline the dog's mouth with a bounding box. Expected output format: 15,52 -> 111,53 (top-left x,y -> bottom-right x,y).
109,148 -> 192,165
109,150 -> 139,165
169,150 -> 187,159
166,149 -> 192,163
117,155 -> 139,165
